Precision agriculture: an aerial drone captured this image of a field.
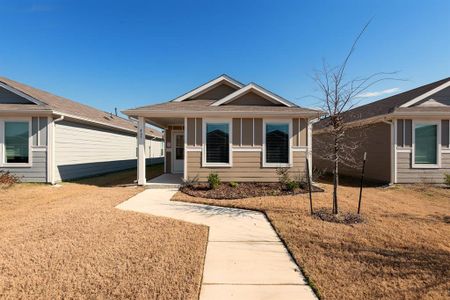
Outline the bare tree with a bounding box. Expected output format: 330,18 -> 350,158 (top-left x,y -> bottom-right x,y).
312,20 -> 400,214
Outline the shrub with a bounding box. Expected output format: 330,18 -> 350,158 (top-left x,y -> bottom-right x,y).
229,181 -> 239,188
276,167 -> 290,185
208,173 -> 221,189
445,174 -> 450,186
182,175 -> 199,188
286,181 -> 299,191
0,171 -> 20,188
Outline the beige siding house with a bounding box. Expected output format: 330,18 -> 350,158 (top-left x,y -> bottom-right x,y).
313,77 -> 450,184
0,77 -> 163,183
123,75 -> 322,184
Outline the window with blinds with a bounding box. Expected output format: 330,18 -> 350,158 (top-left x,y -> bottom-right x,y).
206,123 -> 229,164
265,123 -> 289,164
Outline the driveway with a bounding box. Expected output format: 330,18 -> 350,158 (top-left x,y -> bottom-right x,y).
117,188 -> 316,300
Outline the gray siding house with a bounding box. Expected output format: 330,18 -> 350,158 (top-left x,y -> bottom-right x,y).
0,77 -> 163,183
313,77 -> 450,184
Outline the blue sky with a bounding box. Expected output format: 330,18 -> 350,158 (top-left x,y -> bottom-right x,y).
0,0 -> 449,115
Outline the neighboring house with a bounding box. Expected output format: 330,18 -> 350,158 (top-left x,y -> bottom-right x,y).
123,74 -> 322,185
313,77 -> 450,184
0,77 -> 163,184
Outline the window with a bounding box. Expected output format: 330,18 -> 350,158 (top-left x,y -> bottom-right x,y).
264,122 -> 290,166
205,122 -> 230,165
4,121 -> 30,164
175,134 -> 184,160
413,122 -> 440,167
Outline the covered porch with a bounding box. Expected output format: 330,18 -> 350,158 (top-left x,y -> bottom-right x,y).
136,116 -> 186,185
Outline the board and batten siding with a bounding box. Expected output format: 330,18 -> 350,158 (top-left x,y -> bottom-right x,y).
54,120 -> 162,181
184,117 -> 308,182
395,118 -> 450,184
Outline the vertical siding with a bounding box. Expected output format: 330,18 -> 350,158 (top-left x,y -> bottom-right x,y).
441,120 -> 449,148
232,118 -> 241,146
404,120 -> 412,147
195,118 -> 202,146
254,119 -> 262,146
299,119 -> 307,146
241,118 -> 253,146
397,119 -> 404,147
186,118 -> 196,146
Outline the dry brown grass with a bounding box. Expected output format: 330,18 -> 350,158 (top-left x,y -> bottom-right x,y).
0,165 -> 208,299
173,183 -> 450,299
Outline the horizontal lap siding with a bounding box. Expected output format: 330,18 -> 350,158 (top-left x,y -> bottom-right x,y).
397,152 -> 450,184
55,120 -> 140,181
1,150 -> 47,182
187,151 -> 306,182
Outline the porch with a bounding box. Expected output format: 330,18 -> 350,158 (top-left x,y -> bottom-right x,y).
147,173 -> 183,189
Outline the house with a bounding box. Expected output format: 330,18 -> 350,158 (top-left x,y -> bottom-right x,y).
123,74 -> 322,185
313,77 -> 450,184
0,77 -> 163,184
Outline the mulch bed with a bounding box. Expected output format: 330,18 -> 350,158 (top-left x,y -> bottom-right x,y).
312,208 -> 364,224
180,182 -> 323,200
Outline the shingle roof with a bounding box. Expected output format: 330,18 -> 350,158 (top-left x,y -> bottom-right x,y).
0,77 -> 162,138
314,77 -> 450,129
125,99 -> 321,116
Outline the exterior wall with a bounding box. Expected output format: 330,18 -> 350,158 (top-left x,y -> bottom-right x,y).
185,117 -> 309,182
395,118 -> 450,184
187,150 -> 306,182
313,122 -> 391,183
190,84 -> 237,100
226,91 -> 282,106
54,120 -> 162,181
0,116 -> 48,182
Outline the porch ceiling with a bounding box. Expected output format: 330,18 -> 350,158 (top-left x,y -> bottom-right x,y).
145,117 -> 184,128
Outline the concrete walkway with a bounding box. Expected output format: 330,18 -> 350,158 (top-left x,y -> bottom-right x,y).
116,189 -> 316,300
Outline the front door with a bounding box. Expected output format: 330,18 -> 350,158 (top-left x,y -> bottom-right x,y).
172,132 -> 184,173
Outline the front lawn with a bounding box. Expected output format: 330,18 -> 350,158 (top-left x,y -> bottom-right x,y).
173,182 -> 450,299
0,165 -> 208,299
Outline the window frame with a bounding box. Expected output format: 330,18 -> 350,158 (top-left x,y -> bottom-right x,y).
262,119 -> 292,168
411,120 -> 441,169
202,118 -> 232,167
0,117 -> 33,167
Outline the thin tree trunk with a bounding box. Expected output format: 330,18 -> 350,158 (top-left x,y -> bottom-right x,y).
333,141 -> 339,215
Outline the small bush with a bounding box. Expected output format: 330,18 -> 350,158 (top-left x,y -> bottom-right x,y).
182,175 -> 199,188
229,181 -> 239,188
445,174 -> 450,186
208,173 -> 221,189
286,181 -> 299,191
0,171 -> 20,188
276,167 -> 290,185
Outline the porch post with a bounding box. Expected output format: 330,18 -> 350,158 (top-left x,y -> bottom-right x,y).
137,116 -> 146,185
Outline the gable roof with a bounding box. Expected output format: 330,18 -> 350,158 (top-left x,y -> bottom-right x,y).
124,75 -> 322,120
314,77 -> 450,130
211,83 -> 296,107
171,74 -> 244,102
0,76 -> 162,139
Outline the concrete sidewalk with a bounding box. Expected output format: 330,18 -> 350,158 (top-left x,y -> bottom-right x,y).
116,189 -> 316,300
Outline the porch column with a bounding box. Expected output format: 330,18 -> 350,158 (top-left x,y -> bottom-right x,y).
137,116 -> 146,185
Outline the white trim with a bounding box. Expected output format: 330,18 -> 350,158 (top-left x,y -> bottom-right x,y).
171,130 -> 185,174
183,118 -> 187,180
307,119 -> 313,176
262,119 -> 293,168
186,146 -> 202,152
0,117 -> 33,168
400,80 -> 450,108
47,117 -> 55,184
397,148 -> 412,153
137,117 -> 147,185
32,147 -> 47,152
442,149 -> 450,153
292,147 -> 307,152
172,75 -> 244,102
411,120 -> 441,168
212,83 -> 294,107
202,118 -> 233,167
232,147 -> 262,152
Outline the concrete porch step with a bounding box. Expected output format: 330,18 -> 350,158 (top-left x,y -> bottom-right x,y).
145,183 -> 181,189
